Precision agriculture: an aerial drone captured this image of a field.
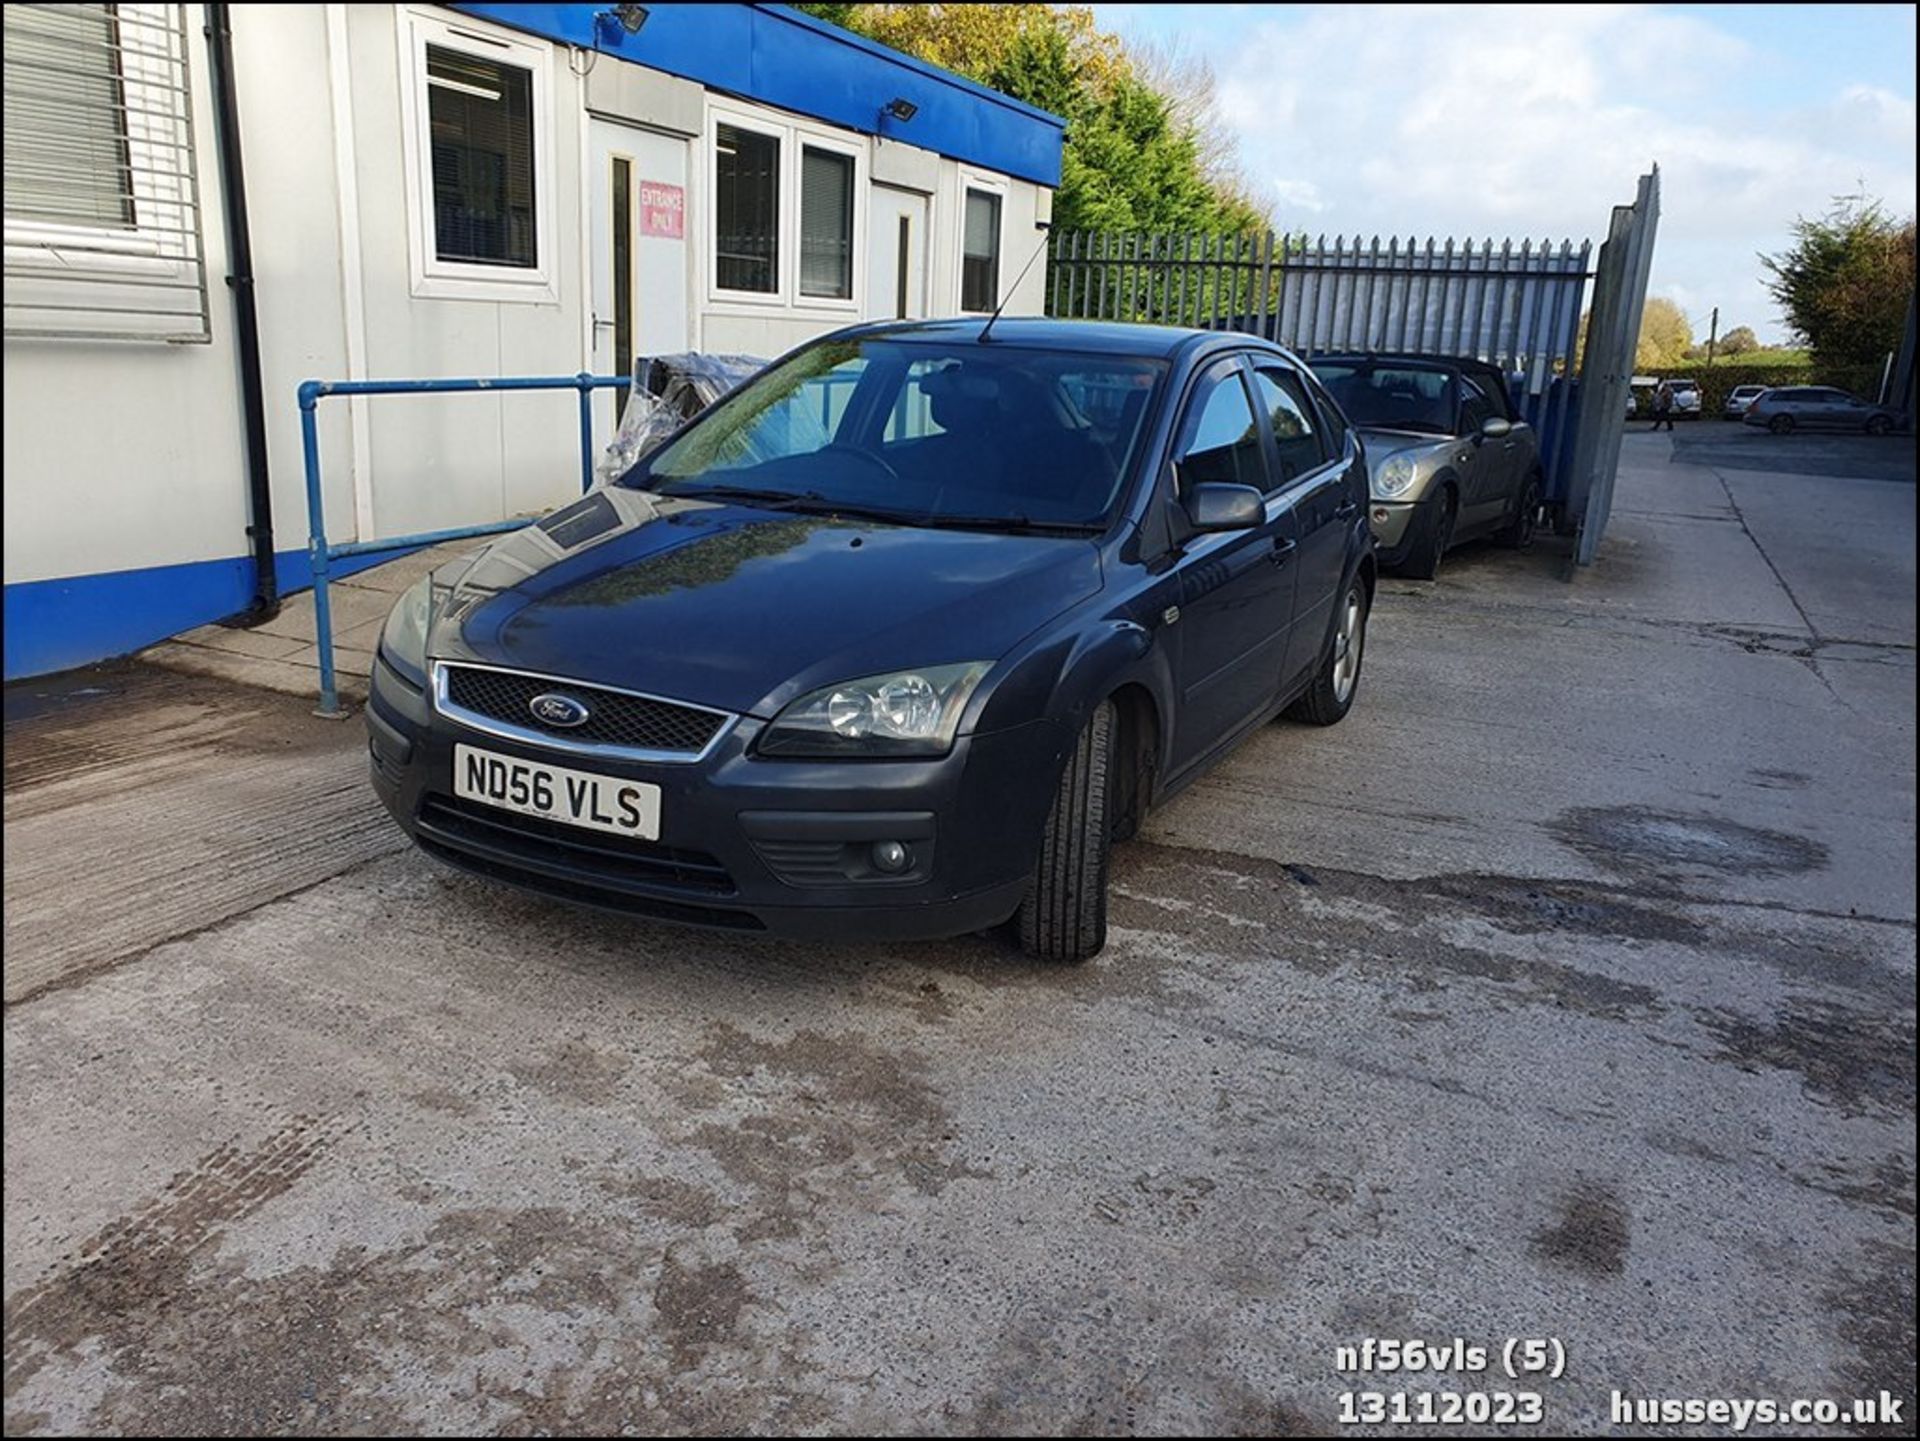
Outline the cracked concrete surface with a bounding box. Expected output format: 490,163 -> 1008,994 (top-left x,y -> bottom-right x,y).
4,430 -> 1914,1435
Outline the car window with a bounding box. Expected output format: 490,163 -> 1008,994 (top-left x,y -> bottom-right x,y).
1300,370 -> 1350,453
1314,362 -> 1453,433
1252,367 -> 1332,487
1458,376 -> 1494,434
636,338 -> 1168,529
1174,365 -> 1266,497
882,358 -> 949,444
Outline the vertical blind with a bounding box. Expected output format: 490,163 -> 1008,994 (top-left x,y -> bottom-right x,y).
962,189 -> 1001,312
716,123 -> 778,293
426,44 -> 536,268
799,146 -> 852,299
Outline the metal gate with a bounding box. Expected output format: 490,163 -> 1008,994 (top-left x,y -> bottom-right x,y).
1044,170 -> 1661,561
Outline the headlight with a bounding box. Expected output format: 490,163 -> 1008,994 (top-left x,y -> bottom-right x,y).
758,661 -> 992,758
379,575 -> 432,679
1372,453 -> 1419,501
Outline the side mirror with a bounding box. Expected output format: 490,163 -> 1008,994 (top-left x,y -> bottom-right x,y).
1184,481 -> 1265,533
1480,416 -> 1513,440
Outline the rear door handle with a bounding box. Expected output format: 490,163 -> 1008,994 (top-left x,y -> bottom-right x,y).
1334,498 -> 1359,519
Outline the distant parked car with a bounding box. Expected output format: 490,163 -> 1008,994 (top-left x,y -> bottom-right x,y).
1311,353 -> 1543,578
1664,378 -> 1702,418
1723,384 -> 1769,418
1625,391 -> 1638,418
1743,386 -> 1897,435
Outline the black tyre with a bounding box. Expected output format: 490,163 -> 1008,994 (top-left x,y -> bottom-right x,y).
1015,700 -> 1113,963
1285,577 -> 1370,726
1496,474 -> 1542,550
1866,414 -> 1892,437
1396,488 -> 1455,580
1768,414 -> 1795,435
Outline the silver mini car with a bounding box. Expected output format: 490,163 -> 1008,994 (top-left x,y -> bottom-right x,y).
1311,354 -> 1543,578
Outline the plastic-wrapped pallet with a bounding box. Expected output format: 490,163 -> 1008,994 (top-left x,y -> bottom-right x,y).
596,352 -> 766,485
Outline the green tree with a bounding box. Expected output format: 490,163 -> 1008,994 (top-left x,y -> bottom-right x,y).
1636,297 -> 1693,370
1760,195 -> 1915,367
1717,325 -> 1759,355
793,2 -> 862,29
792,3 -> 1264,237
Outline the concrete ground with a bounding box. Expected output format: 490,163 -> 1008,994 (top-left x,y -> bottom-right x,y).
4,431 -> 1914,1435
141,542 -> 474,707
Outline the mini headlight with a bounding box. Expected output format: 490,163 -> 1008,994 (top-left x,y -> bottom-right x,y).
379,575 -> 432,678
1372,452 -> 1420,501
759,662 -> 991,757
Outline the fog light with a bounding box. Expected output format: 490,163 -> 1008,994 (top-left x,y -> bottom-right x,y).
1372,506 -> 1389,523
870,840 -> 910,874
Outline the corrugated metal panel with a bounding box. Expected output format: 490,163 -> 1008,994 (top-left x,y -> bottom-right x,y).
3,3 -> 209,342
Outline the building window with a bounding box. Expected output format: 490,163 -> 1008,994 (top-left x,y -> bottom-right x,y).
425,44 -> 536,268
3,4 -> 134,229
400,9 -> 552,301
715,122 -> 778,294
3,3 -> 208,341
962,187 -> 1001,312
799,145 -> 853,300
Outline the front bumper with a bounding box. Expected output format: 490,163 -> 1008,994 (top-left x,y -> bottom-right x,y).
1367,496 -> 1424,567
366,651 -> 1067,941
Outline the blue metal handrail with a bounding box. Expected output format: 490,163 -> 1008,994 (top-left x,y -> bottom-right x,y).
298,371 -> 628,716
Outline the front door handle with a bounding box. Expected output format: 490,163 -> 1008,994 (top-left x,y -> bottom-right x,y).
1334,497 -> 1359,519
1270,537 -> 1297,566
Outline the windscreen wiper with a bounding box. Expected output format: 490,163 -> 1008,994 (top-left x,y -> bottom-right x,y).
909,513 -> 1100,535
667,485 -> 833,512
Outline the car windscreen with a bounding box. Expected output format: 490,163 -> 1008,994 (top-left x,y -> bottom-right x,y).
1312,362 -> 1455,433
620,338 -> 1167,532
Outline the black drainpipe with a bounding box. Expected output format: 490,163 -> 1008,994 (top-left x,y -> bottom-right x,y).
205,3 -> 278,622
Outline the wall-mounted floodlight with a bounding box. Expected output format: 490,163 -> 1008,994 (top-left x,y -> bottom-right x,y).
884,97 -> 918,123
597,3 -> 648,43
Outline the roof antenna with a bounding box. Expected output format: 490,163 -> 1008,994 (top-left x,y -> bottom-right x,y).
978,221 -> 1051,344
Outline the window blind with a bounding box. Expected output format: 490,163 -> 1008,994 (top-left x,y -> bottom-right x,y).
715,123 -> 779,293
426,44 -> 536,268
799,146 -> 852,299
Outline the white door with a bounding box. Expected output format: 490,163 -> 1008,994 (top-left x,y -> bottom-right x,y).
589,117 -> 690,435
866,184 -> 928,321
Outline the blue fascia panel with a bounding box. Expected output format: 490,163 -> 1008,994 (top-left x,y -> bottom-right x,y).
3,546 -> 421,682
446,3 -> 1065,187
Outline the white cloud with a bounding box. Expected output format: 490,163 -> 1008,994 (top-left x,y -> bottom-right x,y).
1198,3 -> 1916,343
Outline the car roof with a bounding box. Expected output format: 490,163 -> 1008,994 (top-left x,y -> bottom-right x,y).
834,316 -> 1272,361
1310,350 -> 1515,394
1311,350 -> 1505,378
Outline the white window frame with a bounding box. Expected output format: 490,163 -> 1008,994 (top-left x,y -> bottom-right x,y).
794,132 -> 862,307
395,6 -> 557,304
956,169 -> 1008,315
3,4 -> 200,292
704,97 -> 866,316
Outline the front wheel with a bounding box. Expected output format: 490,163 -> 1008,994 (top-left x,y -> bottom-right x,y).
1395,490 -> 1455,580
1496,475 -> 1542,550
1014,700 -> 1113,963
1286,578 -> 1370,726
1769,414 -> 1795,435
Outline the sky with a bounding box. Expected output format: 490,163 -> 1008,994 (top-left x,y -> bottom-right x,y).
1091,2 -> 1918,346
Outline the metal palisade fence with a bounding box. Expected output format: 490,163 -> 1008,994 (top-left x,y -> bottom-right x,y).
1047,231 -> 1591,382
1045,171 -> 1662,561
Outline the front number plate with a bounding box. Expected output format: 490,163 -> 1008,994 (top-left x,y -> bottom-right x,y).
453,743 -> 661,841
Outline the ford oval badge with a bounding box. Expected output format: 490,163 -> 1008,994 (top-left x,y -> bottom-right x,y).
529,692 -> 591,728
